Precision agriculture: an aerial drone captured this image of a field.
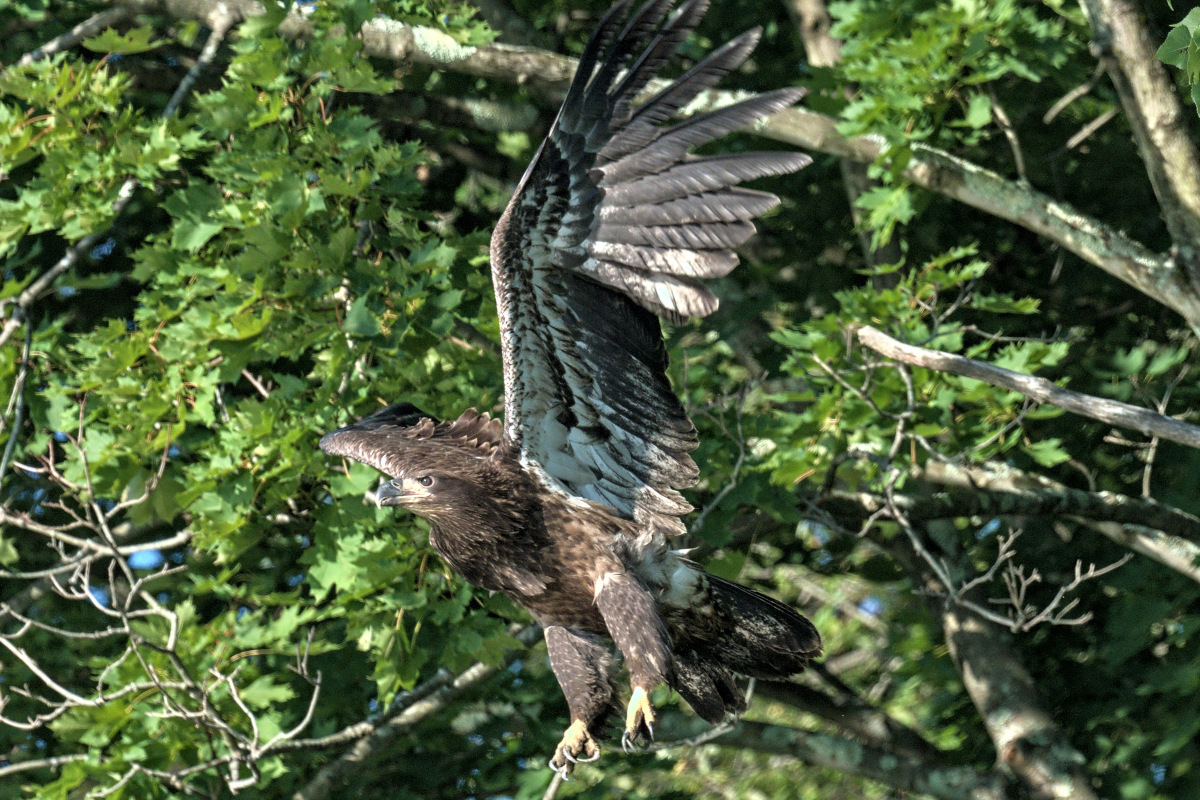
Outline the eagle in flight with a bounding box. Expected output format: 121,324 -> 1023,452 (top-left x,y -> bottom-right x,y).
320,0 -> 820,775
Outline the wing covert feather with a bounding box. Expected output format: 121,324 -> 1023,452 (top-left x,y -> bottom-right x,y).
490,0 -> 808,537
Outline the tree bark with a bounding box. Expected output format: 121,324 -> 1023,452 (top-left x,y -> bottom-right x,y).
941,605 -> 1100,800
1081,0 -> 1200,283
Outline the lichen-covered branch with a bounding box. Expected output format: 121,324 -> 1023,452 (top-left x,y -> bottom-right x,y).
803,479 -> 1200,543
858,325 -> 1200,449
1081,0 -> 1200,280
940,605 -> 1100,800
870,536 -> 1101,800
918,460 -> 1200,585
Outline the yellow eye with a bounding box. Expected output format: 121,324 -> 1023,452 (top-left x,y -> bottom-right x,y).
418,476 -> 434,487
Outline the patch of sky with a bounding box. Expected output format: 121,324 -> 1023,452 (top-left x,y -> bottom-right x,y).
977,518 -> 1001,538
90,237 -> 116,261
128,549 -> 164,570
858,596 -> 883,617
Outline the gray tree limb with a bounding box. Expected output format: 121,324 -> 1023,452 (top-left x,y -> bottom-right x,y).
874,538 -> 1101,800
1081,0 -> 1200,281
918,460 -> 1200,586
858,325 -> 1200,449
783,0 -> 903,278
941,605 -> 1100,800
805,479 -> 1200,543
14,6 -> 133,67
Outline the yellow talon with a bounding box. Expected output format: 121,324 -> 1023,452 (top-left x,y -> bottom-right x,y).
549,719 -> 600,777
622,686 -> 655,750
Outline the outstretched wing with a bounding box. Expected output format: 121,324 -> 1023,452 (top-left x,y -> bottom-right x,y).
490,0 -> 809,536
319,404 -> 502,478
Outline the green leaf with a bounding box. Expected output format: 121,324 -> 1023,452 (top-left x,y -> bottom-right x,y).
963,93 -> 992,127
344,293 -> 380,337
1025,438 -> 1071,467
239,676 -> 296,708
82,26 -> 160,55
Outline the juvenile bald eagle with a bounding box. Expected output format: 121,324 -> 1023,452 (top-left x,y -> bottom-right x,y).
320,0 -> 819,775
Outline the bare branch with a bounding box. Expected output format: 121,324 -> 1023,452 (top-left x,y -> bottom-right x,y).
289,625 -> 542,800
0,753 -> 90,779
988,87 -> 1027,182
858,325 -> 1200,449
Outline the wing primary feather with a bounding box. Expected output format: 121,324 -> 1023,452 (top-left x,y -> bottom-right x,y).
600,88 -> 806,185
607,0 -> 711,132
602,151 -> 812,206
558,1 -> 633,133
597,187 -> 780,225
490,2 -> 809,534
598,27 -> 762,164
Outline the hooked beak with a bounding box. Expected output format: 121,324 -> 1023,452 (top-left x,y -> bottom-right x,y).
375,480 -> 408,507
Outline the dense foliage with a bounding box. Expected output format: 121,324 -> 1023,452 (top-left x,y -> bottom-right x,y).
2,1 -> 1199,799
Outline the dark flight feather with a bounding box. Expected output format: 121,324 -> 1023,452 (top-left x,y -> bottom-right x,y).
490,0 -> 809,538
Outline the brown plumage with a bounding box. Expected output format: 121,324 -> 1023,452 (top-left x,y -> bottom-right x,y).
320,0 -> 820,777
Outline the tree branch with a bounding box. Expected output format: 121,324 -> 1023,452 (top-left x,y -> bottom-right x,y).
857,325 -> 1200,449
803,479 -> 1200,544
13,6 -> 133,68
940,605 -> 1099,800
714,719 -> 1016,800
917,460 -> 1200,586
873,537 -> 1101,800
783,0 -> 903,277
754,680 -> 943,762
1081,0 -> 1200,279
290,625 -> 541,800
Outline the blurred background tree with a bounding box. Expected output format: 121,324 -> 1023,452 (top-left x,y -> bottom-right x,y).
2,1 -> 1199,798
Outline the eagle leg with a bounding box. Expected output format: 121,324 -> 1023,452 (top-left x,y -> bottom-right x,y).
545,625 -> 614,775
593,571 -> 673,749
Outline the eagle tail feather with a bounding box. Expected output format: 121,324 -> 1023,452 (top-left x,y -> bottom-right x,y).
706,574 -> 821,675
671,652 -> 745,723
667,574 -> 820,720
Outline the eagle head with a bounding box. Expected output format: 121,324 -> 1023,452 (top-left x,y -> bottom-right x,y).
375,472 -> 471,516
